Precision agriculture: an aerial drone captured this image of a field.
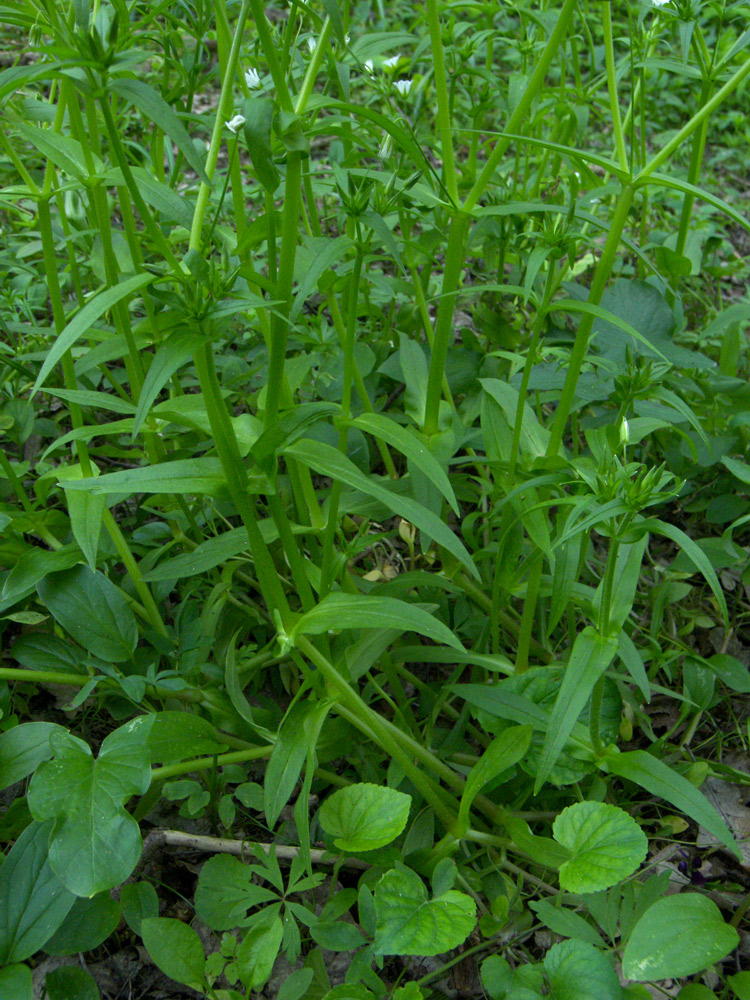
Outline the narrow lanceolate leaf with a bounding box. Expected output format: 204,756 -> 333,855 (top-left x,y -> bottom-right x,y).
291,594 -> 463,652
535,627 -> 618,793
457,726 -> 532,833
31,273 -> 155,396
132,331 -> 202,438
601,749 -> 741,859
285,438 -> 479,578
644,518 -> 728,625
265,700 -> 331,829
61,458 -> 228,496
108,78 -> 210,184
347,413 -> 458,514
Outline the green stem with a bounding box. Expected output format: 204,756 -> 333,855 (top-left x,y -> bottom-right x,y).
264,152 -> 303,429
636,51 -> 750,183
546,183 -> 636,456
192,342 -> 291,624
422,210 -> 470,436
189,0 -> 250,251
152,746 -> 272,782
247,0 -> 295,113
602,1 -> 629,174
426,0 -> 458,205
463,0 -> 578,212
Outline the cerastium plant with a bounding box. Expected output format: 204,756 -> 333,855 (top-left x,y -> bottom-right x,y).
1,0 -> 750,997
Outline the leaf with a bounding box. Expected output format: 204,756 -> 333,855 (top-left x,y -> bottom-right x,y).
535,627 -> 618,793
292,594 -> 463,651
61,457 -> 229,496
108,78 -> 209,183
42,892 -> 120,954
31,274 -> 155,396
0,965 -> 33,1000
348,412 -> 458,514
310,920 -> 367,951
265,700 -> 330,828
373,865 -> 476,956
319,783 -> 411,852
241,97 -> 279,192
0,820 -> 75,964
194,855 -> 278,931
284,438 -> 479,578
457,726 -> 532,833
1,545 -> 81,606
37,565 -> 138,663
141,917 -> 206,989
132,331 -> 202,438
645,518 -> 728,625
552,802 -> 648,893
529,899 -> 604,948
602,749 -> 740,859
0,722 -> 68,791
622,895 -> 739,981
45,967 -> 100,1000
16,122 -> 99,182
27,720 -> 153,896
121,882 -> 159,936
57,464 -> 105,571
138,711 -> 228,764
544,939 -> 621,1000
236,914 -> 284,991
291,236 -> 352,320
103,166 -> 195,230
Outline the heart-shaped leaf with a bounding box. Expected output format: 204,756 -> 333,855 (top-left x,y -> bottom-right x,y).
319,784 -> 411,853
27,720 -> 153,896
553,802 -> 648,893
623,894 -> 739,981
373,865 -> 475,956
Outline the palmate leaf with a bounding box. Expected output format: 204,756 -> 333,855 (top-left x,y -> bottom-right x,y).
27,719 -> 153,896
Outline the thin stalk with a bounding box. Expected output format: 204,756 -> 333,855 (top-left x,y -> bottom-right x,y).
426,0 -> 458,205
264,152 -> 303,429
636,51 -> 750,183
666,78 -> 713,307
189,0 -> 250,250
247,0 -> 295,113
602,1 -> 628,174
319,244 -> 365,595
152,746 -> 273,782
463,0 -> 578,212
192,342 -> 291,624
298,638 -> 459,829
295,18 -> 332,114
422,211 -> 470,436
515,554 -> 544,673
546,183 -> 636,456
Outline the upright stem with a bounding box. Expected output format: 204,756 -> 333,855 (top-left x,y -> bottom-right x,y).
189,0 -> 250,251
602,1 -> 628,174
426,0 -> 458,205
546,183 -> 636,456
422,211 -> 470,437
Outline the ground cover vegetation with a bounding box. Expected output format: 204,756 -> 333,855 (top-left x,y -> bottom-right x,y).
1,0 -> 750,996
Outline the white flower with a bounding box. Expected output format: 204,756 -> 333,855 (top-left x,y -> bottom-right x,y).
393,78 -> 412,96
307,37 -> 316,53
383,54 -> 401,69
344,33 -> 351,45
651,0 -> 670,6
226,114 -> 246,133
244,67 -> 262,89
364,59 -> 374,74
